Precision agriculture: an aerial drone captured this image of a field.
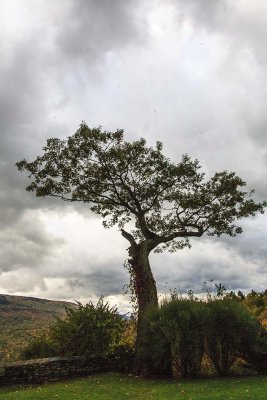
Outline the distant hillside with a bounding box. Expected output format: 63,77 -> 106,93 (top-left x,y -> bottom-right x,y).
0,294 -> 76,363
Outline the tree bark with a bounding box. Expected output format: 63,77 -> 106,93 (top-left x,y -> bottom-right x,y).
128,240 -> 158,375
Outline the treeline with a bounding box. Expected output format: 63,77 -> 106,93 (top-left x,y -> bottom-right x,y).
176,284 -> 267,320
21,288 -> 267,378
227,289 -> 267,321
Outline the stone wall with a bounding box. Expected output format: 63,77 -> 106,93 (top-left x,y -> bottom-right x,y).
0,355 -> 108,386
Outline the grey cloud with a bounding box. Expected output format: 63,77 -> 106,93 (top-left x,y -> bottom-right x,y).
0,158 -> 76,229
211,218 -> 267,270
156,257 -> 260,295
0,268 -> 47,294
152,229 -> 267,295
167,0 -> 267,152
0,0 -> 151,221
175,0 -> 267,57
0,1 -> 267,306
67,269 -> 128,297
0,211 -> 64,273
57,0 -> 147,68
177,0 -> 228,31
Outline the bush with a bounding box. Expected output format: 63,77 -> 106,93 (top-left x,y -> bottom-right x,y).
50,297 -> 124,357
245,325 -> 267,374
148,299 -> 206,378
21,333 -> 58,360
109,344 -> 136,373
144,307 -> 172,377
146,295 -> 262,378
164,299 -> 206,378
21,297 -> 125,360
205,299 -> 260,376
118,318 -> 136,348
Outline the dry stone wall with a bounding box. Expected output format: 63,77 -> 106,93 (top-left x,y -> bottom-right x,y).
0,355 -> 109,386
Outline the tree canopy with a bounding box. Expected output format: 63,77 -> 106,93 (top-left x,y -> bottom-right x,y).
16,123 -> 266,253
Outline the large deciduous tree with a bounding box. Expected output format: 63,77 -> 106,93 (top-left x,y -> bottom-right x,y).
16,123 -> 266,371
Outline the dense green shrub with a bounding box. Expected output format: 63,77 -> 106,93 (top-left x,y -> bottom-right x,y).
148,299 -> 206,378
21,297 -> 125,360
50,297 -> 124,357
109,344 -> 136,373
163,299 -> 206,378
244,324 -> 267,374
145,295 -> 263,378
144,307 -> 172,377
205,299 -> 260,376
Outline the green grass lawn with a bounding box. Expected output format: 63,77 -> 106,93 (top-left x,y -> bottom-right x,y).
0,373 -> 267,400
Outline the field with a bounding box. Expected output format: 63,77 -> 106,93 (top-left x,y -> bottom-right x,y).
1,373 -> 267,400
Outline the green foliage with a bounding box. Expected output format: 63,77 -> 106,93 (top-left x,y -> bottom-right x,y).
205,299 -> 260,376
145,291 -> 263,378
248,328 -> 267,374
202,283 -> 267,326
17,123 -> 266,251
20,333 -> 57,360
118,318 -> 136,348
50,297 -> 124,357
143,307 -> 172,377
163,299 -> 206,378
21,297 -> 125,360
107,317 -> 136,373
109,344 -> 136,373
147,299 -> 206,378
244,290 -> 267,318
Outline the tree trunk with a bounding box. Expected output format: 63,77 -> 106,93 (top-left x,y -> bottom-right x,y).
128,240 -> 158,375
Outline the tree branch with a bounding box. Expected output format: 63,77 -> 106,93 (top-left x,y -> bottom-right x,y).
121,229 -> 137,247
138,213 -> 159,240
160,225 -> 204,243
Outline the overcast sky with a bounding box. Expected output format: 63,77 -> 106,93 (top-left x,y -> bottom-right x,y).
1,0 -> 267,311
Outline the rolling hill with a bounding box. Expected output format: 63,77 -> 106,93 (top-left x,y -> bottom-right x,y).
0,294 -> 76,363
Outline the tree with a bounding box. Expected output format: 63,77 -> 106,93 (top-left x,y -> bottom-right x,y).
16,123 -> 266,372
